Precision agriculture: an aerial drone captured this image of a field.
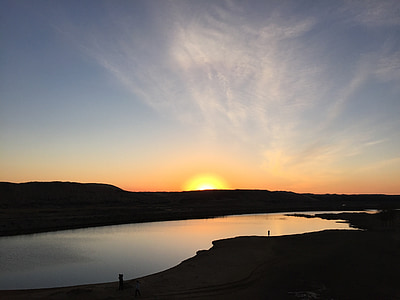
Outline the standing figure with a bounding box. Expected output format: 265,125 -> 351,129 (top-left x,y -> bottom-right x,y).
135,280 -> 141,297
118,274 -> 124,290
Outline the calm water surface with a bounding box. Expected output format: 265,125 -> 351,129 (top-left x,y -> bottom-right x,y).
0,212 -> 357,289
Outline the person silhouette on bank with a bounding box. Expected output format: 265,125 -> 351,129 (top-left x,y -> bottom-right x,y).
118,274 -> 124,290
135,280 -> 141,297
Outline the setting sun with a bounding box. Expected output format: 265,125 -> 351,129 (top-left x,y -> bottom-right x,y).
183,174 -> 229,191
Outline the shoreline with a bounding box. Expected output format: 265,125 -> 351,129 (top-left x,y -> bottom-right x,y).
0,207 -> 370,237
1,229 -> 399,299
2,182 -> 399,237
1,211 -> 399,299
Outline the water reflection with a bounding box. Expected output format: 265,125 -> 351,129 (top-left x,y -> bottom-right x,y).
0,212 -> 356,289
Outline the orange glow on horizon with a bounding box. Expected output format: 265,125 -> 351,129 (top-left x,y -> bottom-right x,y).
183,173 -> 229,191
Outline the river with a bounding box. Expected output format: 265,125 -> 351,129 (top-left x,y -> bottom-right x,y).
0,211 -> 358,289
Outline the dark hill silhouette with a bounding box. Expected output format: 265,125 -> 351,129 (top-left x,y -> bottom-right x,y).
0,181 -> 399,236
0,181 -> 124,207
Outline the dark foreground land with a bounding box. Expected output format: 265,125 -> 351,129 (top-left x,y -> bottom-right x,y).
1,210 -> 399,299
1,181 -> 399,236
0,182 -> 399,299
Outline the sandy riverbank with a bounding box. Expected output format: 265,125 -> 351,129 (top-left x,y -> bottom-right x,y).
1,228 -> 399,299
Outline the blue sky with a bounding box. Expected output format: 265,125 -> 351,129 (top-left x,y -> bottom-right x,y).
1,0 -> 399,193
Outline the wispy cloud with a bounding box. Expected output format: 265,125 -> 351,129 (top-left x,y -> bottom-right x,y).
374,50 -> 400,83
168,1 -> 323,139
59,0 -> 399,184
344,0 -> 400,27
68,1 -> 322,139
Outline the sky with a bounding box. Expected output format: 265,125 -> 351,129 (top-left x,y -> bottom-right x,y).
1,0 -> 399,194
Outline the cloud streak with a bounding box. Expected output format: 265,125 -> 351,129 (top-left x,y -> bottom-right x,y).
59,0 -> 400,190
71,1 -> 324,137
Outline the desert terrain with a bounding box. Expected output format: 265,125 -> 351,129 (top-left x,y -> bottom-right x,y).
0,182 -> 399,299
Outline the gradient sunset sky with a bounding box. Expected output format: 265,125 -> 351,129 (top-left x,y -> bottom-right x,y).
1,0 -> 399,194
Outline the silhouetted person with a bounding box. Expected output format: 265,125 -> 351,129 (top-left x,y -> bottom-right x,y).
135,280 -> 141,297
118,274 -> 124,290
268,230 -> 270,236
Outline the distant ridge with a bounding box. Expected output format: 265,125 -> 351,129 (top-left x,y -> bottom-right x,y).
1,181 -> 399,236
0,181 -> 124,207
